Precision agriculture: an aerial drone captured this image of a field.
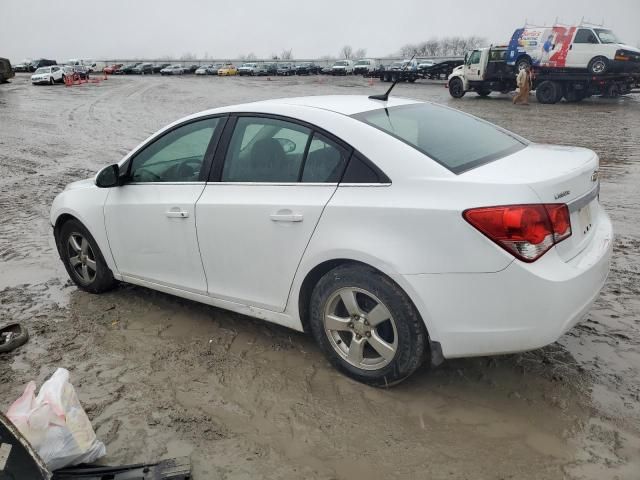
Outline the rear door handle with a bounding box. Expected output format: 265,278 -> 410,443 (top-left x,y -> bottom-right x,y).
166,209 -> 189,218
270,210 -> 303,222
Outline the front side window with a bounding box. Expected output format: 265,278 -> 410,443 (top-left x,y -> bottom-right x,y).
574,29 -> 599,44
129,118 -> 219,182
353,103 -> 526,174
222,117 -> 311,182
468,51 -> 481,64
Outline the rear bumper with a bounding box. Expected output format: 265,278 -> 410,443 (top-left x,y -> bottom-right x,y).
403,206 -> 613,358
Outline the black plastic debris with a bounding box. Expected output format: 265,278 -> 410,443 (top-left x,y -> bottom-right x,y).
0,411 -> 51,480
51,457 -> 192,479
0,324 -> 29,354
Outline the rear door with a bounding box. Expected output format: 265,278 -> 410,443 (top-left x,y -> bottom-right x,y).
196,115 -> 351,311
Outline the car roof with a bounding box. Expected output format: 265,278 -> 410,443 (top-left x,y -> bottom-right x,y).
212,95 -> 421,117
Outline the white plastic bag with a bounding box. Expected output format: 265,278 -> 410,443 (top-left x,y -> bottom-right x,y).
6,368 -> 106,471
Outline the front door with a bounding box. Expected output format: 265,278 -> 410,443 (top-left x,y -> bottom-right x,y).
566,28 -> 600,68
104,117 -> 223,294
465,50 -> 483,81
196,115 -> 350,311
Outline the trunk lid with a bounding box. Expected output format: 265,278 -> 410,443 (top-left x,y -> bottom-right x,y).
462,144 -> 600,262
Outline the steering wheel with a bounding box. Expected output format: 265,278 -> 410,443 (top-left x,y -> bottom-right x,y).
176,160 -> 199,179
134,167 -> 162,182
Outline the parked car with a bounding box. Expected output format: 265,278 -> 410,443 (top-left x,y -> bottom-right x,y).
183,64 -> 200,74
49,95 -> 613,386
62,65 -> 90,80
388,59 -> 418,72
0,58 -> 15,83
152,63 -> 171,74
218,64 -> 238,76
353,59 -> 378,75
29,59 -> 57,72
206,63 -> 224,75
13,60 -> 32,72
195,65 -> 212,75
31,65 -> 64,84
160,65 -> 184,75
115,63 -> 141,75
507,24 -> 640,73
238,63 -> 259,76
103,64 -> 123,74
132,63 -> 154,74
276,63 -> 295,76
320,65 -> 333,74
295,62 -> 321,75
331,60 -> 354,75
264,63 -> 278,75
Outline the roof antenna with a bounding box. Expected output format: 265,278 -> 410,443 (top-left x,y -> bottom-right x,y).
369,53 -> 416,101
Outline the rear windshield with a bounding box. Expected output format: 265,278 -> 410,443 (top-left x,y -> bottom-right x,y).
353,103 -> 526,174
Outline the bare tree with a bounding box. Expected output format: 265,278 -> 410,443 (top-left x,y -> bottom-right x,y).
180,52 -> 196,61
280,49 -> 293,60
354,48 -> 367,59
340,45 -> 354,59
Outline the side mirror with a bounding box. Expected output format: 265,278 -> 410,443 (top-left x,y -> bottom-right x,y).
95,164 -> 119,188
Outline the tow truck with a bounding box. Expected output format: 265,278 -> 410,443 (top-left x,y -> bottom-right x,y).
447,46 -> 640,103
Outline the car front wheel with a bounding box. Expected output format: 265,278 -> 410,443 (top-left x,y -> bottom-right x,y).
58,219 -> 117,293
309,264 -> 428,387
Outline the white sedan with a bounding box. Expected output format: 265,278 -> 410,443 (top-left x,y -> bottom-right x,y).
50,95 -> 612,386
31,66 -> 64,85
160,65 -> 184,75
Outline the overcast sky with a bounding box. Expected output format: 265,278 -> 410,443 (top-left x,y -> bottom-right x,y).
2,0 -> 639,62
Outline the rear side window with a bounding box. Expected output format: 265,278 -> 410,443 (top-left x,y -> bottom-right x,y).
353,103 -> 526,174
301,133 -> 349,183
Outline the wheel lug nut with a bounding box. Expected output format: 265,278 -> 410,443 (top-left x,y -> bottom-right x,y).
365,332 -> 371,338
364,320 -> 369,326
348,323 -> 354,329
356,334 -> 361,339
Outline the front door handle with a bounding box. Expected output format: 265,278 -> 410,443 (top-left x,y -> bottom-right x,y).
270,210 -> 303,222
166,208 -> 189,218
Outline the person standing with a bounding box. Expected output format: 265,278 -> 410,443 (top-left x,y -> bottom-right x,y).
513,65 -> 531,105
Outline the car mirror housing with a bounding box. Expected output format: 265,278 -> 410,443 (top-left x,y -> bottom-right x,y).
95,164 -> 119,188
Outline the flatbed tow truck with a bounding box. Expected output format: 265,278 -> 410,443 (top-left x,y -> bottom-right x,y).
447,46 -> 640,103
378,59 -> 464,82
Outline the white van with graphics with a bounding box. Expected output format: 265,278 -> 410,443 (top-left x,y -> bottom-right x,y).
507,25 -> 640,74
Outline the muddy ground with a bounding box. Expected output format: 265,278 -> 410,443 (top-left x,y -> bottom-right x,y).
1,73 -> 639,479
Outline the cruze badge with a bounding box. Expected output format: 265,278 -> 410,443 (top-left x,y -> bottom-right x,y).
554,190 -> 570,200
591,170 -> 599,182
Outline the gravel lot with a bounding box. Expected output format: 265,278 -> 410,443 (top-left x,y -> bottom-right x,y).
1,73 -> 639,479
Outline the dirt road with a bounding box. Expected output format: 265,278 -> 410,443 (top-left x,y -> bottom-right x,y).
1,74 -> 639,479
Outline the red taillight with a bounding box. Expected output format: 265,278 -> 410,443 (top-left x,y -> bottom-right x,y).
463,204 -> 572,262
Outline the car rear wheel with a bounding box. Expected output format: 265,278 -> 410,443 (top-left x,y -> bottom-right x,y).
58,219 -> 117,294
536,80 -> 561,104
309,264 -> 428,387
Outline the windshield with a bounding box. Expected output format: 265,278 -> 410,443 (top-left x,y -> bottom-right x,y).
355,60 -> 369,65
353,103 -> 526,174
35,67 -> 49,74
334,61 -> 349,66
595,29 -> 621,44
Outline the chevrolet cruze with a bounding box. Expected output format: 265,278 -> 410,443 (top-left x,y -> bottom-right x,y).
50,95 -> 613,386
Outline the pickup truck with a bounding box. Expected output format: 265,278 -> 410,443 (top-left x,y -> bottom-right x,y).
447,45 -> 640,103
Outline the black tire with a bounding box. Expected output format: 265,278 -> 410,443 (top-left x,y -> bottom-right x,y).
448,77 -> 465,98
516,56 -> 531,72
603,83 -> 620,98
477,89 -> 491,97
588,56 -> 609,75
49,77 -> 54,85
57,219 -> 117,293
536,80 -> 560,104
309,264 -> 429,387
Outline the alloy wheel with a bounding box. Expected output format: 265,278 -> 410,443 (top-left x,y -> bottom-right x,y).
67,232 -> 97,284
323,287 -> 398,371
